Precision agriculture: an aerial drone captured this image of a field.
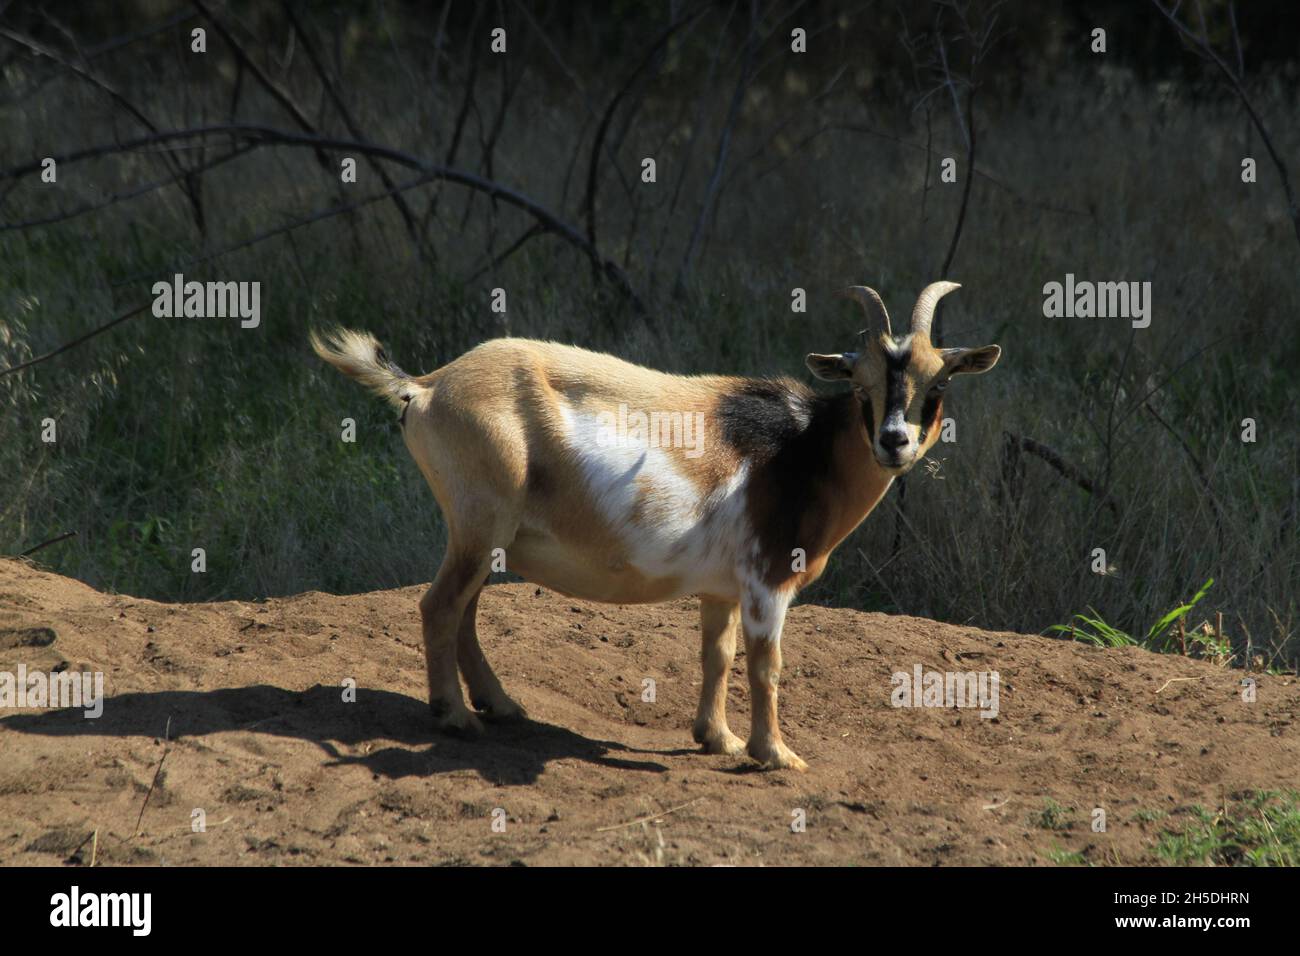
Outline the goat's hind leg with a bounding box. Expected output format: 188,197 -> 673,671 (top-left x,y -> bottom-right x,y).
419,547 -> 492,737
458,587 -> 526,721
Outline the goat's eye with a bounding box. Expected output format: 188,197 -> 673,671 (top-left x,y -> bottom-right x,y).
930,380 -> 948,394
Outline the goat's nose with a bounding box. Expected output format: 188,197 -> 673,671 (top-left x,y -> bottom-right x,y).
879,429 -> 909,451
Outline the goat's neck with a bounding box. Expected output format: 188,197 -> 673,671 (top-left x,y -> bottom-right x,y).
819,392 -> 896,547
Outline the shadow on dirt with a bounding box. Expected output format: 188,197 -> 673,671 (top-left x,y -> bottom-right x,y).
0,683 -> 669,785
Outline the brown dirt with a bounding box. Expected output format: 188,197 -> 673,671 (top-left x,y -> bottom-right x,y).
1,557 -> 1296,866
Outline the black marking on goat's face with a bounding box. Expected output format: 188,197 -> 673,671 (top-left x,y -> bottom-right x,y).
843,334 -> 945,473
807,332 -> 1002,473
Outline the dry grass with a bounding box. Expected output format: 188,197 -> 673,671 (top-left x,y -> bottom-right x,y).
0,6 -> 1295,666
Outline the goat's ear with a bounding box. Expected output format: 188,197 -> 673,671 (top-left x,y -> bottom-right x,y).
940,344 -> 1001,377
805,351 -> 857,381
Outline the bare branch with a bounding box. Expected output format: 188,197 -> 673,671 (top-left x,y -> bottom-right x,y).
280,1 -> 432,262
0,300 -> 151,378
1002,432 -> 1120,517
189,0 -> 330,171
674,0 -> 760,295
0,123 -> 647,316
584,9 -> 703,251
1151,0 -> 1300,249
0,144 -> 254,233
0,23 -> 206,232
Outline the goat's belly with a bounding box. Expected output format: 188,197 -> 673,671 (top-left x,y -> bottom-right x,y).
507,532 -> 735,605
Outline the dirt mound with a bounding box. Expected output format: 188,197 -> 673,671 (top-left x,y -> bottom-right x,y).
0,558 -> 1296,866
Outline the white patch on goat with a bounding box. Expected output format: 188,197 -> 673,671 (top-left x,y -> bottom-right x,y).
559,401 -> 751,596
882,333 -> 914,359
736,528 -> 790,642
741,574 -> 791,642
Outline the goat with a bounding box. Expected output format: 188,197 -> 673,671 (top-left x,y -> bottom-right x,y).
310,281 -> 1000,770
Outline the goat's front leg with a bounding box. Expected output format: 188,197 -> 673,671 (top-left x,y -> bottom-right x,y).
741,584 -> 807,771
693,598 -> 745,755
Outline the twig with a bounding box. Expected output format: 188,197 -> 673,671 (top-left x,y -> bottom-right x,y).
465,222 -> 544,284
85,11 -> 199,59
1111,329 -> 1243,440
856,547 -> 903,610
427,0 -> 485,233
674,0 -> 760,296
0,301 -> 151,377
1002,432 -> 1120,516
583,9 -> 703,251
1151,0 -> 1300,249
1155,676 -> 1202,694
109,168 -> 447,290
18,530 -> 77,556
189,0 -> 328,171
0,145 -> 254,233
134,716 -> 172,837
281,1 -> 431,261
0,24 -> 205,233
65,828 -> 96,863
648,2 -> 737,288
596,797 -> 703,833
1142,400 -> 1226,550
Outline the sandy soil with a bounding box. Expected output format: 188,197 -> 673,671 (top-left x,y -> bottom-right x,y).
1,557 -> 1296,866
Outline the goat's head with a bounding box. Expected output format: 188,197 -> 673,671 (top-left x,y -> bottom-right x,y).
805,281 -> 1001,475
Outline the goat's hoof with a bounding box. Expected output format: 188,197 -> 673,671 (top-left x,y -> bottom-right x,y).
747,739 -> 809,772
431,703 -> 485,738
694,727 -> 746,756
474,696 -> 528,722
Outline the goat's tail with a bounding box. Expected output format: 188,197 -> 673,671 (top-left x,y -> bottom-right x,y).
309,327 -> 420,410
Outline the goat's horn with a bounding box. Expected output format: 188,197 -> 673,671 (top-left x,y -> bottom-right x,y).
839,285 -> 892,337
910,281 -> 961,341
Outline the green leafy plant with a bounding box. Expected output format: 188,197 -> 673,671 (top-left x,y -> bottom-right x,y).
1032,798 -> 1073,832
1155,791 -> 1300,866
1048,578 -> 1216,654
1045,843 -> 1090,866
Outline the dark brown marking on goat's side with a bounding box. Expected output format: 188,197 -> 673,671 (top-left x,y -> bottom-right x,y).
719,380 -> 860,592
717,377 -> 812,460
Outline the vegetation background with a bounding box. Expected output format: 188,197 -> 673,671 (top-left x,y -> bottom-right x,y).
1,0 -> 1296,668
